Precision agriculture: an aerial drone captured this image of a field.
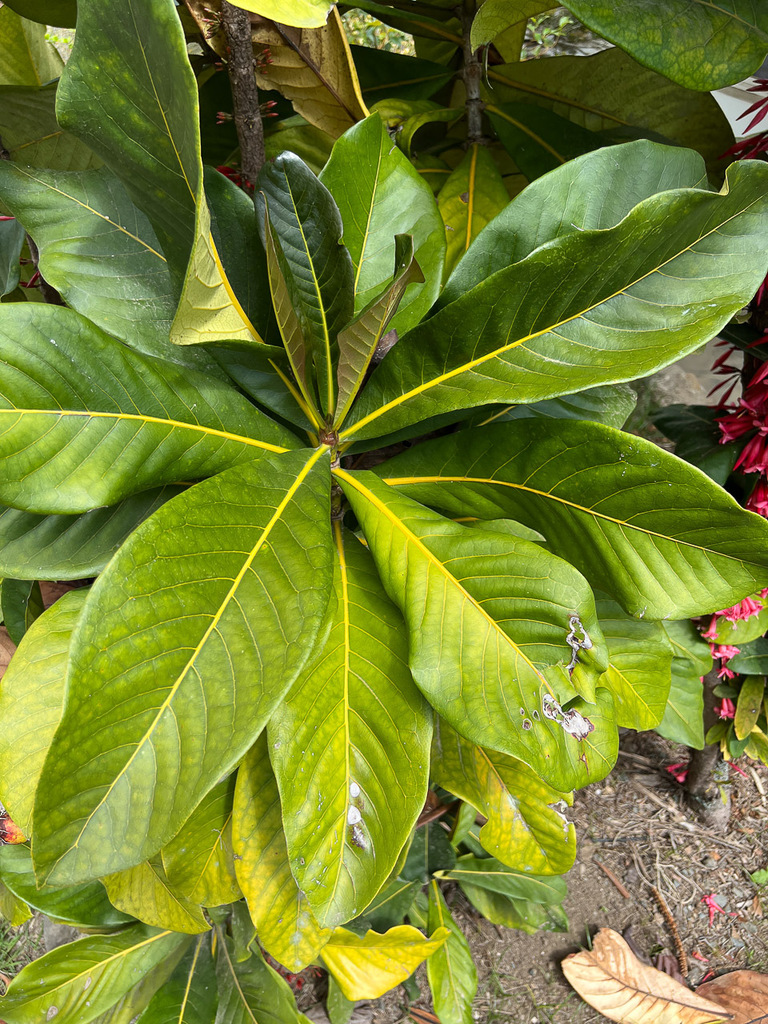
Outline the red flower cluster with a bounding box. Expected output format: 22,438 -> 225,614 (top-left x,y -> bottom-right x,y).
720,79 -> 768,160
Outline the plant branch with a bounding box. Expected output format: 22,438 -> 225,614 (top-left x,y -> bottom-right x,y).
461,0 -> 484,145
221,0 -> 265,186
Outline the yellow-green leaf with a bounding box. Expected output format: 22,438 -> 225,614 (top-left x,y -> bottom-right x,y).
735,675 -> 765,741
228,0 -> 333,29
438,145 -> 509,281
103,858 -> 209,934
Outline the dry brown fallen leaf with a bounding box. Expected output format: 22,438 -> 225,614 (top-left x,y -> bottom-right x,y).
698,970 -> 768,1024
561,928 -> 733,1024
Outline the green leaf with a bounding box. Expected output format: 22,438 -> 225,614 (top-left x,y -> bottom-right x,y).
459,882 -> 567,934
0,217 -> 24,297
0,84 -> 100,172
103,858 -> 209,934
401,823 -> 456,882
596,595 -> 673,730
729,637 -> 768,676
488,103 -> 604,183
398,106 -> 464,158
321,925 -> 450,1001
441,139 -> 707,309
269,522 -> 432,927
426,881 -> 477,1024
2,1 -> 76,26
1,578 -> 43,645
0,845 -> 131,929
56,0 -> 198,284
0,6 -> 63,86
233,735 -> 332,972
342,160 -> 768,442
320,112 -> 446,336
0,305 -> 295,514
0,488 -> 183,581
437,144 -> 509,282
0,164 -> 186,361
350,46 -> 453,102
327,976 -> 355,1024
431,719 -> 576,875
139,937 -> 217,1024
226,0 -> 333,28
709,599 -> 768,645
473,384 -> 637,432
653,405 -> 739,486
0,879 -> 31,927
484,48 -> 733,172
357,879 -> 421,932
438,853 -> 567,905
655,619 -> 710,749
32,449 -> 333,886
337,469 -> 616,792
375,419 -> 768,620
258,153 -> 354,417
0,588 -> 86,835
335,234 -> 424,427
162,777 -> 241,908
735,675 -> 765,741
215,933 -> 310,1024
567,0 -> 768,90
470,0 -> 550,49
0,925 -> 189,1024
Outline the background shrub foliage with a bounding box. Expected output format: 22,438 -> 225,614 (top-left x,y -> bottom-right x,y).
0,0 -> 767,1020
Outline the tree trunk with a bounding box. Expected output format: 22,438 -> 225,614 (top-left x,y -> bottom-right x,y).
685,668 -> 731,830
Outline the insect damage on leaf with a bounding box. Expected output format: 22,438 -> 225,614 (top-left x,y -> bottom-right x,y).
542,694 -> 595,741
566,614 -> 593,675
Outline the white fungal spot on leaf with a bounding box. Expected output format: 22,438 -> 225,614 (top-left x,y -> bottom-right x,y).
541,694 -> 594,741
349,781 -> 360,798
347,806 -> 362,825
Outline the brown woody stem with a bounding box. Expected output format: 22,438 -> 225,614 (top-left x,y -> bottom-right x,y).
461,0 -> 484,144
221,1 -> 265,186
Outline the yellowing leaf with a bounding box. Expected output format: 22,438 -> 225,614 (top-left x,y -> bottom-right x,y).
252,9 -> 368,138
321,925 -> 450,1000
734,675 -> 765,741
103,858 -> 209,934
562,928 -> 731,1023
232,0 -> 333,29
438,145 -> 509,281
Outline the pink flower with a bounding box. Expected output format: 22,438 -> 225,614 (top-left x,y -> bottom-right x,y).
730,761 -> 749,779
665,762 -> 688,784
701,893 -> 738,928
721,596 -> 764,623
715,697 -> 736,719
710,644 -> 740,661
717,666 -> 737,680
701,617 -> 720,641
747,479 -> 768,517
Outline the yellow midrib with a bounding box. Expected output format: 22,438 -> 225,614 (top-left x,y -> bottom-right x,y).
339,189 -> 762,440
486,104 -> 566,165
0,408 -> 287,454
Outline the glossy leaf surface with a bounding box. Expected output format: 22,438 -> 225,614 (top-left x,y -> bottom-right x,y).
320,113 -> 445,336
269,523 -> 432,927
439,854 -> 567,904
215,935 -> 310,1024
488,103 -> 604,184
0,926 -> 188,1024
228,0 -> 332,26
0,84 -> 101,172
103,858 -> 209,934
0,489 -> 183,581
343,161 -> 768,441
426,882 -> 477,1024
473,384 -> 637,432
0,305 -> 293,514
162,777 -> 240,909
431,719 -> 576,875
139,937 -> 217,1024
338,470 -> 616,791
729,637 -> 768,675
0,589 -> 86,835
233,736 -> 332,971
321,925 -> 450,1000
376,420 -> 768,619
32,450 -> 333,885
735,675 -> 765,741
0,6 -> 62,86
568,0 -> 768,90
655,620 -> 710,749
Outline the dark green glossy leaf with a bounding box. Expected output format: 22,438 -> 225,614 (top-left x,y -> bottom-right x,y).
653,405 -> 739,485
426,881 -> 477,1024
215,934 -> 309,1024
0,305 -> 295,514
431,719 -> 576,875
472,384 -> 637,431
210,341 -> 314,432
32,449 -> 333,886
57,0 -> 198,283
233,735 -> 331,972
655,619 -> 711,749
375,419 -> 768,619
439,853 -> 567,904
1,578 -> 42,644
402,823 -> 456,882
0,845 -> 131,928
343,161 -> 768,442
567,0 -> 768,90
0,83 -> 100,171
2,0 -> 76,28
489,102 -> 604,183
139,937 -> 217,1024
0,217 -> 24,297
258,153 -> 354,417
459,882 -> 567,934
358,879 -> 421,931
320,113 -> 445,336
0,926 -> 189,1024
729,637 -> 768,676
350,46 -> 453,102
269,523 -> 431,927
0,589 -> 86,835
441,139 -> 707,310
0,488 -> 183,581
337,469 -> 616,791
596,595 -> 673,730
162,776 -> 241,908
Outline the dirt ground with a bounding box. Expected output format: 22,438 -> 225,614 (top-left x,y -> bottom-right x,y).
298,730 -> 768,1023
